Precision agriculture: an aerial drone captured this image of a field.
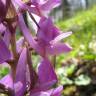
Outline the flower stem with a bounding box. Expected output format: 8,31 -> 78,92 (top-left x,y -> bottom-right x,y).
10,32 -> 17,59
27,47 -> 38,90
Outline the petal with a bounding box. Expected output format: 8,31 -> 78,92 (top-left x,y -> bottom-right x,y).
41,0 -> 61,11
14,81 -> 24,96
13,0 -> 41,16
3,29 -> 11,47
31,0 -> 40,4
31,80 -> 57,94
50,32 -> 72,44
0,74 -> 14,89
18,13 -> 44,56
0,23 -> 6,33
0,39 -> 11,64
15,48 -> 27,96
38,59 -> 57,88
18,14 -> 37,49
47,43 -> 72,55
37,17 -> 60,43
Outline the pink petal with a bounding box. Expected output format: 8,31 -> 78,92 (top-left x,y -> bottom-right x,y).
50,32 -> 72,44
15,48 -> 27,96
37,17 -> 60,43
47,43 -> 72,55
18,14 -> 37,49
38,59 -> 57,88
0,74 -> 13,89
41,0 -> 61,11
13,0 -> 41,16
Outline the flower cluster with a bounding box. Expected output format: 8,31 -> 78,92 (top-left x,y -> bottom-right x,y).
0,0 -> 72,96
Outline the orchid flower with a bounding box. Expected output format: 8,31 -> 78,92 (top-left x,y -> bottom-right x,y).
18,14 -> 72,57
36,17 -> 72,57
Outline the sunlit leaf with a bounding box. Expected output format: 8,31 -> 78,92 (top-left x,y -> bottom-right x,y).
74,74 -> 91,86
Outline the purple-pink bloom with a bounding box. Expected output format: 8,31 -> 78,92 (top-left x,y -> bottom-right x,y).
18,13 -> 37,49
31,0 -> 61,14
38,59 -> 57,85
15,48 -> 27,96
33,59 -> 57,90
36,17 -> 72,57
18,14 -> 72,57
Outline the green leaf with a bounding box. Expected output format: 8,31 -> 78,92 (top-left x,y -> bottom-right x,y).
65,64 -> 76,76
74,74 -> 91,86
60,76 -> 73,85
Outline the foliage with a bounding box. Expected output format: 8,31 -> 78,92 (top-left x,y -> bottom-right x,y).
57,59 -> 96,96
56,7 -> 96,96
0,67 -> 9,79
56,6 -> 96,60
